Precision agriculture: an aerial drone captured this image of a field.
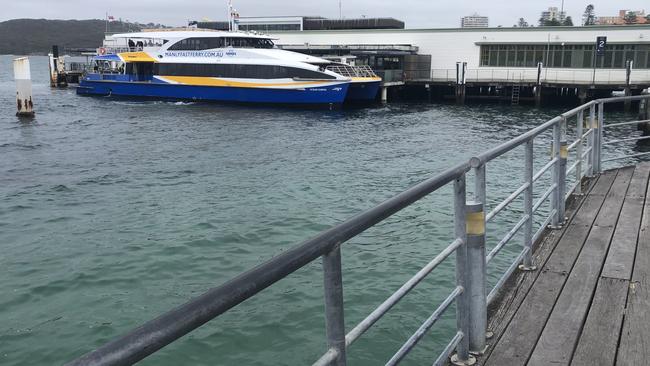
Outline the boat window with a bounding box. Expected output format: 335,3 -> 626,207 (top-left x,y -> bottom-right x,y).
154,63 -> 335,79
168,37 -> 225,50
167,37 -> 274,50
224,38 -> 275,49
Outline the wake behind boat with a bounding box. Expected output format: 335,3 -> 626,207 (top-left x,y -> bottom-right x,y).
77,30 -> 381,106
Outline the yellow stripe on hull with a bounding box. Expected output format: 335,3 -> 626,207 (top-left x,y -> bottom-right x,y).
159,76 -> 337,88
351,77 -> 382,82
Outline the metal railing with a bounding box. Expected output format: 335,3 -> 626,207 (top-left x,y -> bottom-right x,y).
325,64 -> 378,78
429,68 -> 650,85
67,95 -> 650,366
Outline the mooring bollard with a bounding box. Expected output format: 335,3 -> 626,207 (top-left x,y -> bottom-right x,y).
14,57 -> 35,117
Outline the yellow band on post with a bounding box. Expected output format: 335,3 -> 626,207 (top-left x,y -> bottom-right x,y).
466,211 -> 485,236
560,144 -> 569,159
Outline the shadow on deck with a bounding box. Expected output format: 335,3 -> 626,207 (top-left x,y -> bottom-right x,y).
479,164 -> 650,365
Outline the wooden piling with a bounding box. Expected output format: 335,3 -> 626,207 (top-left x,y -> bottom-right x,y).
14,57 -> 35,117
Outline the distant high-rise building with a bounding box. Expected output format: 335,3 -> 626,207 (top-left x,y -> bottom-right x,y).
595,9 -> 648,25
461,14 -> 489,28
540,7 -> 566,23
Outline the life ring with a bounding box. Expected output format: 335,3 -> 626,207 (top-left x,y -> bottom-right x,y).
99,47 -> 107,55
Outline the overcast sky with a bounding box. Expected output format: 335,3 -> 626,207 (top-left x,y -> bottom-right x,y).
3,0 -> 649,28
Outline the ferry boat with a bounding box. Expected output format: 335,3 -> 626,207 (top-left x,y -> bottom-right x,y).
77,30 -> 381,105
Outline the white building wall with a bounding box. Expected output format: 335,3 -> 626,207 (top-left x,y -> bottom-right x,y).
270,26 -> 650,83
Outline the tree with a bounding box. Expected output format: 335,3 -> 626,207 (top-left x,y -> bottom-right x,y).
518,18 -> 529,27
540,17 -> 562,26
624,11 -> 638,24
583,4 -> 596,25
563,16 -> 574,26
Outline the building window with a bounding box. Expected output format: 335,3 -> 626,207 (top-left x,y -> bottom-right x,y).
479,44 -> 649,69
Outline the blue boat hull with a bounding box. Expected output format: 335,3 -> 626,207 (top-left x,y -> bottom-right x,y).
346,81 -> 381,101
77,79 -> 350,105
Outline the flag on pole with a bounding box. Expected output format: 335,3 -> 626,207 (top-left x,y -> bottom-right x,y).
108,15 -> 115,21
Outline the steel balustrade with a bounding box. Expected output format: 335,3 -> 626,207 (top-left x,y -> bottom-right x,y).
67,95 -> 650,366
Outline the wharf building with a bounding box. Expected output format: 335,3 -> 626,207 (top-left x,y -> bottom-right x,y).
267,25 -> 650,105
190,16 -> 404,32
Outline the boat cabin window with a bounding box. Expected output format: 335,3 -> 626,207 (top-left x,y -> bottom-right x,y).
168,37 -> 225,50
167,37 -> 274,51
155,63 -> 335,79
93,60 -> 124,74
224,37 -> 274,49
126,62 -> 154,81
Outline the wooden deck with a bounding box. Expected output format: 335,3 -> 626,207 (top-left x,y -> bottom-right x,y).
477,164 -> 650,366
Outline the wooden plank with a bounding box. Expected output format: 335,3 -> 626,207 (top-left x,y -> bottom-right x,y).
483,174 -> 617,366
543,195 -> 609,273
601,164 -> 647,280
616,279 -> 650,365
601,199 -> 643,280
527,170 -> 631,366
527,225 -> 617,366
571,277 -> 629,366
590,169 -> 619,196
484,271 -> 567,366
479,176 -> 602,364
593,167 -> 634,228
625,163 -> 650,200
616,185 -> 650,365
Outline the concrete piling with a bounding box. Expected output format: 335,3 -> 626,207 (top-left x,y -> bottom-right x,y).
14,57 -> 35,117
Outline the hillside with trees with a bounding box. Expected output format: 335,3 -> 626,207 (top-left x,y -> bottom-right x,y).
0,19 -> 167,55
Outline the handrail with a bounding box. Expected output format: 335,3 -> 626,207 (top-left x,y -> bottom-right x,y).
428,68 -> 650,85
67,161 -> 469,366
67,94 -> 650,366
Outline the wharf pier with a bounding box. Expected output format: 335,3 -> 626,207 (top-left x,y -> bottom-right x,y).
480,165 -> 650,365
66,95 -> 650,366
404,65 -> 650,106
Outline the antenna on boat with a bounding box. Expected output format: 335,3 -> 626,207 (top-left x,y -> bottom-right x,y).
339,0 -> 342,19
227,0 -> 232,31
227,0 -> 239,31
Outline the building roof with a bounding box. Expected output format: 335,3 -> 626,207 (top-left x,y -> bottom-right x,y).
271,24 -> 650,33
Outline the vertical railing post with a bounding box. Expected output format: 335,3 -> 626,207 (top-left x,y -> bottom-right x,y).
594,102 -> 604,173
520,139 -> 537,270
558,117 -> 568,224
550,122 -> 562,228
575,109 -> 584,195
450,174 -> 476,366
468,161 -> 488,354
466,199 -> 487,355
587,103 -> 596,177
322,246 -> 346,366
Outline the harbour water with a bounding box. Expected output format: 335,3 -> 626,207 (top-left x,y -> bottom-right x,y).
1,55 -> 647,365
